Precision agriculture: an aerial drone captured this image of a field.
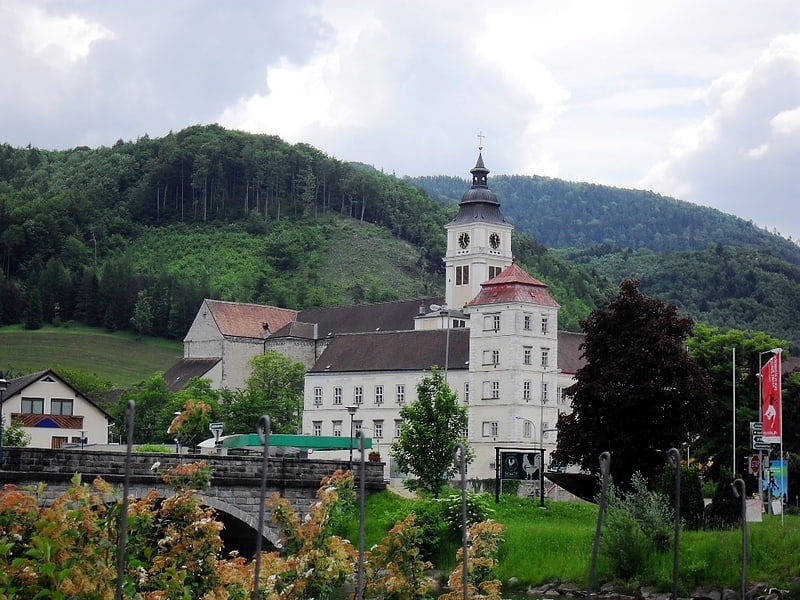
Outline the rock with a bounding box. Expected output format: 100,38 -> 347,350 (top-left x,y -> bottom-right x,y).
557,582 -> 581,597
722,588 -> 739,600
528,583 -> 555,597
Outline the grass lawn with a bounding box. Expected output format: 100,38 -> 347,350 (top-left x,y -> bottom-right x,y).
351,490 -> 800,593
0,324 -> 182,387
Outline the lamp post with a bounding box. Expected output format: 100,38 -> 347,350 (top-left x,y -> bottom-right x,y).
430,303 -> 451,381
347,404 -> 358,470
539,367 -> 561,506
0,374 -> 7,465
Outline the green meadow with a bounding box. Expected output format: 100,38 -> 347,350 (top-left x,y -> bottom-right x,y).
351,490 -> 800,594
0,325 -> 182,387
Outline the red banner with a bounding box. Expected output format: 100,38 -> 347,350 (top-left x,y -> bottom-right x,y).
761,354 -> 782,443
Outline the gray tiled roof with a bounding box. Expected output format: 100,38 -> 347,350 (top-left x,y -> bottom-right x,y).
298,297 -> 444,338
310,329 -> 469,373
163,358 -> 221,392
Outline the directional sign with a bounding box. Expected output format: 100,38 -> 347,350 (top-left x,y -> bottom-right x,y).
209,422 -> 224,432
750,422 -> 770,451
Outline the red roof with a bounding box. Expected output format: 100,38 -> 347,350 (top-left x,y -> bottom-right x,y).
467,262 -> 560,308
206,299 -> 297,339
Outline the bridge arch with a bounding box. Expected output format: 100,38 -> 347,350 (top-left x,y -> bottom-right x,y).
199,495 -> 282,555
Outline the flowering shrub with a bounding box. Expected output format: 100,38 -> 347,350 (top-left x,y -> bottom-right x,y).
439,520 -> 505,600
160,460 -> 212,491
0,465 -> 503,599
364,513 -> 433,600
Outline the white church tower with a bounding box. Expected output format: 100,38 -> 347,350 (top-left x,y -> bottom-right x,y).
443,152 -> 514,311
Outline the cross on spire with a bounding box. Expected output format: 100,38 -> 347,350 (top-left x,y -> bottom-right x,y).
477,131 -> 485,151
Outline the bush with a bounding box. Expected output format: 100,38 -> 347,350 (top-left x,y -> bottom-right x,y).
704,468 -> 740,529
660,464 -> 705,529
600,472 -> 673,581
621,473 -> 673,552
440,492 -> 494,536
600,506 -> 653,580
393,498 -> 448,561
137,443 -> 172,453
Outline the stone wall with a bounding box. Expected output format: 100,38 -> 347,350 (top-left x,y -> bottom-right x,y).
0,447 -> 386,547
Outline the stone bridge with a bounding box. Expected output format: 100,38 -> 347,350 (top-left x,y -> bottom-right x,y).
0,447 -> 386,554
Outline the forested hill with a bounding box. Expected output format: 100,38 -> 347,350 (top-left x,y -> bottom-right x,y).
0,125 -> 796,349
0,125 -> 609,341
408,174 -> 800,264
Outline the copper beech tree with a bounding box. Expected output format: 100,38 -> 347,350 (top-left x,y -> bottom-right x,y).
554,279 -> 712,488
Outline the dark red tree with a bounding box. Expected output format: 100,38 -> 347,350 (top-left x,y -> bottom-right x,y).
554,279 -> 712,487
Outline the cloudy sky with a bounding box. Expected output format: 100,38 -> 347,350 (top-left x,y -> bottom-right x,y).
2,0 -> 799,241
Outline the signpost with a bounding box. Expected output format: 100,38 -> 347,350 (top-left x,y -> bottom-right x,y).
496,448 -> 546,507
209,422 -> 224,450
750,422 -> 770,451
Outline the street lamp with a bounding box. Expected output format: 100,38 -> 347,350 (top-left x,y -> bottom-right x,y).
430,304 -> 451,381
539,367 -> 561,506
0,374 -> 7,465
347,404 -> 358,469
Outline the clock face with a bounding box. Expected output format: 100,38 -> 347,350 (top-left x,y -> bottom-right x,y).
489,232 -> 500,250
458,232 -> 470,249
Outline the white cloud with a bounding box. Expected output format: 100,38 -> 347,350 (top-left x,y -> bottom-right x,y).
219,56 -> 336,141
641,34 -> 800,238
10,3 -> 113,69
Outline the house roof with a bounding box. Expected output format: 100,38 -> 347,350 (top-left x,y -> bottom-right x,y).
270,320 -> 318,339
163,358 -> 221,392
557,331 -> 586,375
298,297 -> 445,338
309,329 -> 470,373
3,369 -> 114,420
467,262 -> 560,308
205,299 -> 297,339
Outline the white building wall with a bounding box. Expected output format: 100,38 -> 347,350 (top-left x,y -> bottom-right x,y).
302,369 -> 469,481
220,338 -> 265,391
183,300 -> 224,359
463,301 -> 564,481
264,338 -> 319,370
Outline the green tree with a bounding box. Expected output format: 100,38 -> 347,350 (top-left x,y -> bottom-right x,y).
1,418 -> 31,446
115,373 -> 173,443
22,286 -> 43,330
130,288 -> 154,335
390,367 -> 469,497
169,398 -> 215,449
553,279 -> 712,488
685,324 -> 788,481
223,351 -> 306,434
52,366 -> 113,402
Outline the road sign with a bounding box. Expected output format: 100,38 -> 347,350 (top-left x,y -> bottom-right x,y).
751,422 -> 771,450
209,422 -> 224,432
749,455 -> 761,475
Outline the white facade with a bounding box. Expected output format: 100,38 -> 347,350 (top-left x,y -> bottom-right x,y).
464,299 -> 564,479
302,368 -> 469,480
2,370 -> 112,449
